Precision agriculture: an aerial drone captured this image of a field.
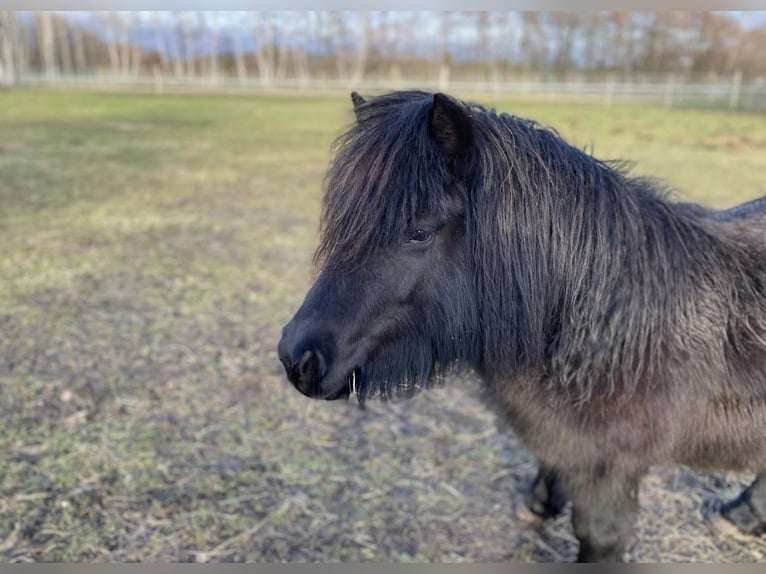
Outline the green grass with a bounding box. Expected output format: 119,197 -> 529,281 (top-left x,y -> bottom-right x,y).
0,89 -> 765,562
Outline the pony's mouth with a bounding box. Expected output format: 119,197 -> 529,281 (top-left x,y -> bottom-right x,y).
324,367 -> 361,401
324,354 -> 437,403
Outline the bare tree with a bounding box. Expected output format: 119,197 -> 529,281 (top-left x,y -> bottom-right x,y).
232,12 -> 249,84
101,13 -> 121,73
581,12 -> 602,73
476,12 -> 492,82
11,11 -> 28,78
290,12 -> 312,85
0,12 -> 18,86
738,15 -> 766,79
273,13 -> 289,82
149,12 -> 166,76
726,12 -> 749,74
37,12 -> 57,77
549,12 -> 580,77
370,11 -> 404,82
350,12 -> 370,87
606,11 -> 634,77
72,18 -> 87,73
435,12 -> 452,90
385,11 -> 404,82
519,12 -> 547,76
206,12 -> 219,82
166,13 -> 185,77
328,12 -> 351,81
253,12 -> 276,85
128,13 -> 142,76
178,12 -> 197,77
116,13 -> 131,75
54,15 -> 73,75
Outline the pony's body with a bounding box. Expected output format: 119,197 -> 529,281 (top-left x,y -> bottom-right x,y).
493,193 -> 766,472
278,91 -> 766,561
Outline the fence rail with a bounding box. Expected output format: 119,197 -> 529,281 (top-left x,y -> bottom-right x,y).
6,72 -> 766,112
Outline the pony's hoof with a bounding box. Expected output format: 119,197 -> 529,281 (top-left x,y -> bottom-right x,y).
516,503 -> 544,524
710,513 -> 745,537
709,512 -> 760,541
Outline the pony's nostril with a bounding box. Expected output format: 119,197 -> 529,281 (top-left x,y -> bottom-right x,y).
298,349 -> 314,378
297,348 -> 326,383
279,332 -> 334,398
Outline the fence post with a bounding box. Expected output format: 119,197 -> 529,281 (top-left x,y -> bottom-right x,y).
663,74 -> 675,108
438,63 -> 450,92
729,70 -> 742,110
603,75 -> 615,106
152,65 -> 164,95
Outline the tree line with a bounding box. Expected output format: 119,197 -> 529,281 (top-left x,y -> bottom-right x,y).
1,12 -> 765,88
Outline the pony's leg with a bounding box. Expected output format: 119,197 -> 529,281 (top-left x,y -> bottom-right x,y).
564,468 -> 642,562
719,473 -> 766,535
524,464 -> 567,519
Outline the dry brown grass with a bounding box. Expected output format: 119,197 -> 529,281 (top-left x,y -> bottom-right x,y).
1,90 -> 766,562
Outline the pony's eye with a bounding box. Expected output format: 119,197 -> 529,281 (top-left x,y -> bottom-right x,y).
408,229 -> 434,244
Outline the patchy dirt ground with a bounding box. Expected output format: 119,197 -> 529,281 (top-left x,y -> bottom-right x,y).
1,90 -> 766,562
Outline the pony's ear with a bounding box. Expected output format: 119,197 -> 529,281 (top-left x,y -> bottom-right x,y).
428,93 -> 473,161
351,91 -> 365,108
351,92 -> 365,120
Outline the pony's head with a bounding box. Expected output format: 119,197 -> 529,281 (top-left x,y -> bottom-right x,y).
278,91 -> 481,402
278,90 -> 702,406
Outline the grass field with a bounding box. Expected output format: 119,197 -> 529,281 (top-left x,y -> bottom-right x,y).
1,89 -> 766,562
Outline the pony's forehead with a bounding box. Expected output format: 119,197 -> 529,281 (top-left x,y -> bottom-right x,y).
317,101 -> 464,270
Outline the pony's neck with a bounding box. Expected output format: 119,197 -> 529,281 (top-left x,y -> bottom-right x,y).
473,119 -> 765,400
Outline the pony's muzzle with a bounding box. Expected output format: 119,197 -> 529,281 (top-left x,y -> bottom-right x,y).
278,326 -> 335,399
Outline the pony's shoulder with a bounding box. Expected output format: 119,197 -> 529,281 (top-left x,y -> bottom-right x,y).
712,195 -> 766,223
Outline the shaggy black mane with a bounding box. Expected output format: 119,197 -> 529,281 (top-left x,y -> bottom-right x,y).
316,91 -> 766,403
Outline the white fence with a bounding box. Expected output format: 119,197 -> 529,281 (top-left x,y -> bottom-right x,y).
7,72 -> 766,112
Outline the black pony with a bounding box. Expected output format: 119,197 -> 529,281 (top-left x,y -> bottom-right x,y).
278,91 -> 766,562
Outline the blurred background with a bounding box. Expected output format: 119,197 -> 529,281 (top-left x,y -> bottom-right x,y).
1,11 -> 765,563
1,12 -> 766,109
